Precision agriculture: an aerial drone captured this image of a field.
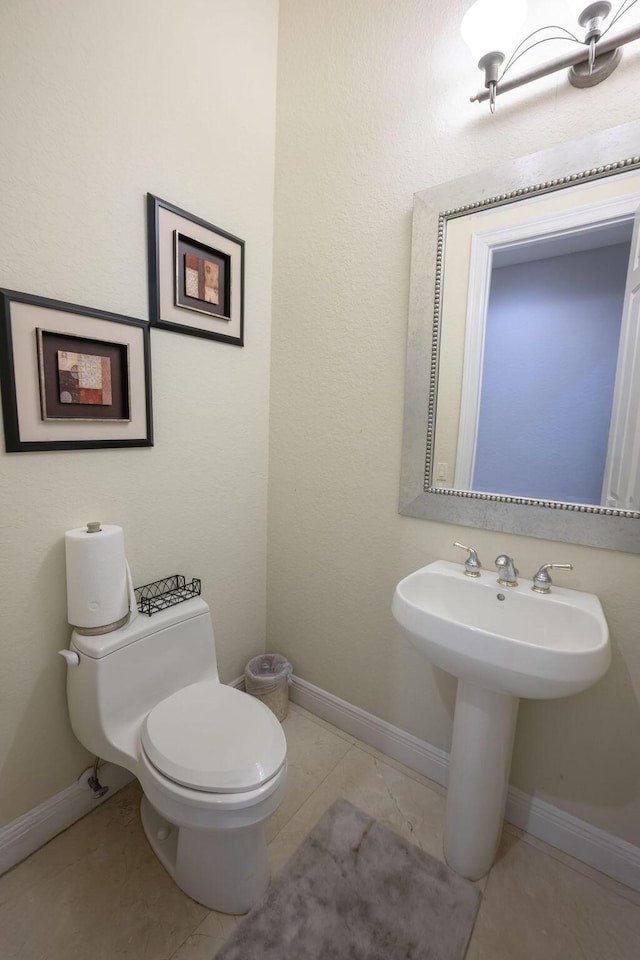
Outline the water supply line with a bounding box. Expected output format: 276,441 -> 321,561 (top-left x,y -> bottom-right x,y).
87,757 -> 109,799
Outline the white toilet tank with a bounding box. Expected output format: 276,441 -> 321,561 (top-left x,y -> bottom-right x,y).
66,598 -> 219,764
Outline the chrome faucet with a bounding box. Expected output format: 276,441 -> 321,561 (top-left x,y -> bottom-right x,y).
495,554 -> 518,587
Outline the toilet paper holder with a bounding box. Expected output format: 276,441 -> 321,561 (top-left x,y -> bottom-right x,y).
134,574 -> 202,616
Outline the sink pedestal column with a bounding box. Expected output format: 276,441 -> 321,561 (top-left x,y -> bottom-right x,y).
444,680 -> 519,880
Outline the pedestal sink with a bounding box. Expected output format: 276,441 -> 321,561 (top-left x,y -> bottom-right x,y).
392,560 -> 610,880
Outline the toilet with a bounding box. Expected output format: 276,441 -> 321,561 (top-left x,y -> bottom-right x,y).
60,597 -> 288,914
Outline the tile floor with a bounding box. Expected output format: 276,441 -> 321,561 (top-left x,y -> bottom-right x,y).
1,704 -> 639,959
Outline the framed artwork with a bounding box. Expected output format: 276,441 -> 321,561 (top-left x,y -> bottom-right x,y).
147,193 -> 244,345
0,289 -> 153,452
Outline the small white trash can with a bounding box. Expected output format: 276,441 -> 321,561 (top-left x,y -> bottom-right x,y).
244,654 -> 293,721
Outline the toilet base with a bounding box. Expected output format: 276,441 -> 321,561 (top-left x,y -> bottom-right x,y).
140,795 -> 270,914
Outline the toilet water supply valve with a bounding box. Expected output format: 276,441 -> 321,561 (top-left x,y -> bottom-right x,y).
87,757 -> 109,799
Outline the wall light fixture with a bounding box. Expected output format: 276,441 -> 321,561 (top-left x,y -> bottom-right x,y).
462,0 -> 640,111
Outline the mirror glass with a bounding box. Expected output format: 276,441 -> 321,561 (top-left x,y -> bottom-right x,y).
433,179 -> 639,509
399,122 -> 640,552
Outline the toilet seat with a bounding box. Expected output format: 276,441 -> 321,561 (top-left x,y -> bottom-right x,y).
141,680 -> 286,794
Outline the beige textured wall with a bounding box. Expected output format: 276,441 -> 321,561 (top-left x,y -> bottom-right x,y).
269,0 -> 640,844
0,0 -> 279,826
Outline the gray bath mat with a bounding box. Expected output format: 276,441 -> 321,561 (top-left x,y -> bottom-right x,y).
216,798 -> 480,960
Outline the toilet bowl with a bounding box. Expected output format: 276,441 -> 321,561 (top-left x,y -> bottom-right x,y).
61,597 -> 288,914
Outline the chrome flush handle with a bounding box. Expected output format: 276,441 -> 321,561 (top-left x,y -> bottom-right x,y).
453,541 -> 482,577
532,563 -> 573,594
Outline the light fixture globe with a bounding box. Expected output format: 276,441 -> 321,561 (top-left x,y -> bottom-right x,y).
460,0 -> 528,66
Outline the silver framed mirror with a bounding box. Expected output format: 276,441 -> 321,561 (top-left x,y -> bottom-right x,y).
399,119 -> 640,553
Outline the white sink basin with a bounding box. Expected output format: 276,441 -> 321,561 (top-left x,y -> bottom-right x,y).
392,560 -> 610,699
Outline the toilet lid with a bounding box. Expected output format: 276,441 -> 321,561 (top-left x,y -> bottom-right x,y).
141,681 -> 287,793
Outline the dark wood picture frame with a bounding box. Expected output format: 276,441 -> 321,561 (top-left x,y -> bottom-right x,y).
0,289 -> 153,452
147,194 -> 245,346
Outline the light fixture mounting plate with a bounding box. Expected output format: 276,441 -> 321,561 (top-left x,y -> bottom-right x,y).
568,46 -> 622,87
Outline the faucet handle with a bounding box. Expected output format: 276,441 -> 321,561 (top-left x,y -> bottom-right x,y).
453,541 -> 482,577
532,562 -> 573,594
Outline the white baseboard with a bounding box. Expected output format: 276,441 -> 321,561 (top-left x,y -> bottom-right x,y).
290,675 -> 450,786
505,785 -> 640,892
0,762 -> 134,876
290,675 -> 640,893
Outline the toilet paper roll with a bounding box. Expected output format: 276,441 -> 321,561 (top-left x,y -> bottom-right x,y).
65,523 -> 131,633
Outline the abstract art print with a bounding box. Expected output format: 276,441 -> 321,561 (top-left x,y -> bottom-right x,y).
36,329 -> 128,421
174,232 -> 232,321
185,253 -> 218,302
147,194 -> 244,345
57,349 -> 113,406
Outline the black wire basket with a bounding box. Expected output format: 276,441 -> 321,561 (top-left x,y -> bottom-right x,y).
134,575 -> 201,616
